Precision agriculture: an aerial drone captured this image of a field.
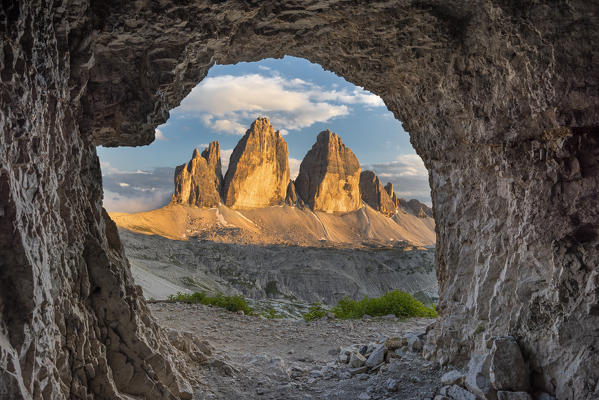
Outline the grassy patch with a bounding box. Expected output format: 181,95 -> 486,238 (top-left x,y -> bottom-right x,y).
303,302 -> 328,322
168,291 -> 252,314
331,290 -> 437,319
259,307 -> 285,319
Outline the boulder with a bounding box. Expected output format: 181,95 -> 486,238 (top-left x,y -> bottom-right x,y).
497,392 -> 532,400
349,351 -> 367,368
359,170 -> 397,216
171,143 -> 222,208
365,343 -> 386,368
385,337 -> 406,351
222,118 -> 290,209
489,337 -> 529,392
441,370 -> 466,386
385,378 -> 399,392
406,334 -> 424,352
445,385 -> 477,400
295,130 -> 361,212
466,354 -> 497,400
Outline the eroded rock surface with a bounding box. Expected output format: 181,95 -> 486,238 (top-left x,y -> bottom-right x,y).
360,170 -> 397,216
171,143 -> 222,208
3,1 -> 599,399
285,180 -> 300,206
295,130 -> 361,213
222,118 -> 290,209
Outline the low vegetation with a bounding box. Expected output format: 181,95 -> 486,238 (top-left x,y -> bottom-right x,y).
168,291 -> 253,314
333,290 -> 437,319
303,302 -> 328,322
302,290 -> 437,321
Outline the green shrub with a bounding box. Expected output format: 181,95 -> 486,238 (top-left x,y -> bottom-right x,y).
168,291 -> 252,314
260,307 -> 284,319
303,302 -> 328,322
331,290 -> 437,319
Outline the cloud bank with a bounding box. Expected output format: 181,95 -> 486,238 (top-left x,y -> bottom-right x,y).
102,167 -> 174,213
177,74 -> 384,135
364,154 -> 431,205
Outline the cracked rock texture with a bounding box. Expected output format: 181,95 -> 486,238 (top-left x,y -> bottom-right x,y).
2,1 -> 599,399
171,143 -> 222,208
222,118 -> 290,210
295,130 -> 362,213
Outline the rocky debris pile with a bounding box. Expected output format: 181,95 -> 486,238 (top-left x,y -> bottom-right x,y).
171,142 -> 223,207
222,118 -> 290,209
430,336 -> 554,400
295,129 -> 362,212
360,170 -> 398,216
336,331 -> 427,376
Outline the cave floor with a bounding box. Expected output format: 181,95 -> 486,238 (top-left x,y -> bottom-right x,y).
150,303 -> 443,400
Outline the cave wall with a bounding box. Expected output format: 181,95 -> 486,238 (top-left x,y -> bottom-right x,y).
1,0 -> 598,399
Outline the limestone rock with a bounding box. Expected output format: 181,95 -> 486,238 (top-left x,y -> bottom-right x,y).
5,1 -> 599,398
360,171 -> 397,216
466,354 -> 497,400
497,392 -> 532,400
295,130 -> 361,212
399,198 -> 433,218
365,343 -> 386,368
222,118 -> 290,209
385,183 -> 403,210
349,352 -> 367,368
202,140 -> 224,189
441,370 -> 465,386
286,180 -> 299,206
172,144 -> 222,208
489,337 -> 529,392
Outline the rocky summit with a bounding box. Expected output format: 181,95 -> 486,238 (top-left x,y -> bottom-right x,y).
222,118 -> 290,209
360,170 -> 398,217
295,130 -> 362,213
171,143 -> 222,208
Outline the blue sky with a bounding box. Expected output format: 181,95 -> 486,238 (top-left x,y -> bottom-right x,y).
99,56 -> 430,212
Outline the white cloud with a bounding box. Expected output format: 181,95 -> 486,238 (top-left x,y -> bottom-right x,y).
155,128 -> 168,141
175,74 -> 383,135
198,143 -> 209,148
289,158 -> 301,180
103,190 -> 171,213
118,182 -> 130,187
365,153 -> 431,204
221,149 -> 234,172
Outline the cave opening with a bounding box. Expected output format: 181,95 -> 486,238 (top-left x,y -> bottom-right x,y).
98,56 -> 439,316
2,2 -> 597,399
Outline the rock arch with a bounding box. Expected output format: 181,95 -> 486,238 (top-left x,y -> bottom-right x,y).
1,1 -> 597,398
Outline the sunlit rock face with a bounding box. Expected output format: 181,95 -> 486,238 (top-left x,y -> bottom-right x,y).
295,130 -> 362,213
222,118 -> 290,209
2,1 -> 598,398
171,143 -> 222,208
360,170 -> 397,216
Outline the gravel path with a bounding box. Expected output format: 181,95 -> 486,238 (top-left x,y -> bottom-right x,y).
150,303 -> 444,400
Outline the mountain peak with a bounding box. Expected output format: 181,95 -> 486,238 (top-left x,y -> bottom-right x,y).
222,118 -> 290,209
295,130 -> 361,212
171,141 -> 222,207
